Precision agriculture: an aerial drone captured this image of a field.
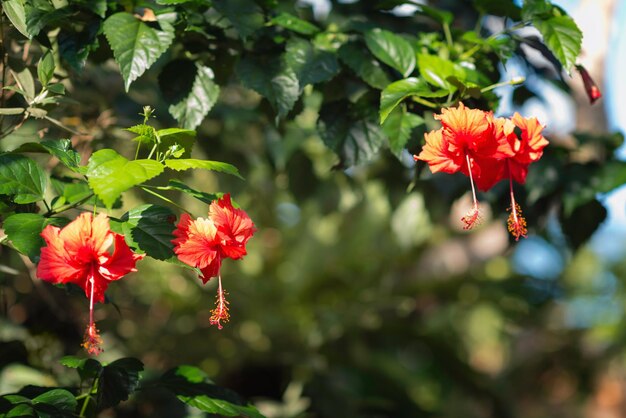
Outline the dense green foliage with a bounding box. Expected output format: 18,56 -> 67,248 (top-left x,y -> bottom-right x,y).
0,0 -> 625,417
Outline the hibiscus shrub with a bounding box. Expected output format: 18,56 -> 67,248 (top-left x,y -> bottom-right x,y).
0,0 -> 623,417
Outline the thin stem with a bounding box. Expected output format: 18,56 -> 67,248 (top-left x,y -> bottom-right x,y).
140,186 -> 192,214
443,22 -> 453,47
480,77 -> 525,93
465,155 -> 478,209
146,143 -> 158,160
45,193 -> 94,216
134,140 -> 141,160
78,374 -> 99,418
410,96 -> 438,109
508,166 -> 518,224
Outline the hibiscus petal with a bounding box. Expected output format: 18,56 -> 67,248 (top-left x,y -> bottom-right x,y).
37,225 -> 85,284
99,233 -> 143,281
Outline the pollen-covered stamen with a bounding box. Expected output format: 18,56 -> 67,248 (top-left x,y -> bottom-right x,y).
82,276 -> 103,355
209,275 -> 230,330
507,174 -> 528,241
461,155 -> 482,230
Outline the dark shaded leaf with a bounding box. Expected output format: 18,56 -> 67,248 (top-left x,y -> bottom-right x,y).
268,12 -> 320,35
338,41 -> 390,89
213,0 -> 264,39
120,204 -> 177,260
236,54 -> 299,118
97,358 -> 144,409
285,38 -> 339,88
561,199 -> 607,249
382,106 -> 424,156
164,180 -> 221,204
12,139 -> 81,172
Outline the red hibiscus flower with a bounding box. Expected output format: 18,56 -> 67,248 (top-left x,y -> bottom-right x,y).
415,103 -> 548,240
416,103 -> 511,230
37,212 -> 143,355
172,194 -> 256,329
502,113 -> 549,240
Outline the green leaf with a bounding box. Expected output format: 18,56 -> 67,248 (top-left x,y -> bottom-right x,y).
0,154 -> 47,203
3,0 -> 29,38
533,15 -> 582,72
12,139 -> 81,172
382,106 -> 424,156
97,358 -> 144,409
379,77 -> 446,123
120,204 -> 176,260
103,12 -> 176,91
163,180 -> 220,204
157,128 -> 196,159
37,50 -> 55,87
417,53 -> 465,90
236,54 -> 299,118
285,38 -> 339,88
159,366 -> 265,418
415,4 -> 454,25
521,0 -> 552,21
46,82 -> 65,95
86,149 -> 164,209
60,356 -> 102,381
24,3 -> 72,37
561,199 -> 607,249
10,67 -> 35,102
167,64 -> 220,130
50,177 -> 115,208
5,403 -> 35,417
32,389 -> 77,415
338,41 -> 390,90
318,100 -> 386,167
164,159 -> 242,179
3,214 -> 68,261
365,29 -> 416,77
268,12 -> 320,35
213,0 -> 264,39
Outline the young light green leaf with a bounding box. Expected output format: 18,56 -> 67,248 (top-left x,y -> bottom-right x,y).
268,12 -> 320,35
103,12 -> 176,91
168,64 -> 220,130
236,54 -> 299,118
213,0 -> 264,39
365,28 -> 416,77
417,53 -> 466,90
285,38 -> 339,88
157,128 -> 196,159
86,149 -> 164,208
37,50 -> 55,87
533,15 -> 582,73
379,77 -> 446,123
3,214 -> 68,261
338,41 -> 390,90
0,154 -> 47,203
3,0 -> 30,38
164,159 -> 242,179
381,106 -> 424,156
120,204 -> 176,260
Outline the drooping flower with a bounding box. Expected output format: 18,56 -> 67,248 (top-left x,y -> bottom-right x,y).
37,212 -> 143,355
502,113 -> 549,240
416,103 -> 512,229
415,103 -> 548,239
576,64 -> 602,104
172,194 -> 256,329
